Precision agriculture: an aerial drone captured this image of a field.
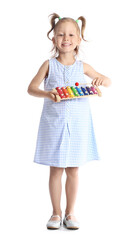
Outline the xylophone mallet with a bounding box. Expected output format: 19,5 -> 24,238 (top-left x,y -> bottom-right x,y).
75,82 -> 90,86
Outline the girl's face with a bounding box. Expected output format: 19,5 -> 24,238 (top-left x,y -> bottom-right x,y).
52,22 -> 81,54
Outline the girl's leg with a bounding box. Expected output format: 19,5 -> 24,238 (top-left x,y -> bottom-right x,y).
65,167 -> 79,220
49,166 -> 64,220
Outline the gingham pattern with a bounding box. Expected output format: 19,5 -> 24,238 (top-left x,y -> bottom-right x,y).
34,58 -> 100,168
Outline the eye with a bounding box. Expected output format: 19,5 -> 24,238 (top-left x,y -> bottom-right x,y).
58,34 -> 64,36
69,34 -> 74,36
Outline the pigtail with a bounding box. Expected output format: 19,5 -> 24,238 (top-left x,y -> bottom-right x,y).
77,16 -> 87,41
47,13 -> 60,40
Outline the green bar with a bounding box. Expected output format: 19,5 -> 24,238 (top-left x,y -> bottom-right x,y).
71,86 -> 79,96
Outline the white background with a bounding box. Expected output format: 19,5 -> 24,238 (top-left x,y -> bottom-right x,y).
0,0 -> 139,239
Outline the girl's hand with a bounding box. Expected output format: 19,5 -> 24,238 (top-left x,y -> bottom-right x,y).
46,90 -> 60,102
91,77 -> 111,87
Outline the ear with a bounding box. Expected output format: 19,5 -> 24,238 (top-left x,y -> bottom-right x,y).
78,37 -> 81,45
52,37 -> 55,44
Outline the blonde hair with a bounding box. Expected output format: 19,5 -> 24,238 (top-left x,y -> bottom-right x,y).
47,13 -> 87,58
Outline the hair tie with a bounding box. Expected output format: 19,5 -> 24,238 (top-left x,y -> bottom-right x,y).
59,17 -> 62,20
76,19 -> 79,23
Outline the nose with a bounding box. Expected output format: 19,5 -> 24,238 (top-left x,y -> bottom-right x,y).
63,35 -> 69,41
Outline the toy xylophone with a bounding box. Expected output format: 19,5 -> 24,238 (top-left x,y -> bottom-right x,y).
52,82 -> 102,102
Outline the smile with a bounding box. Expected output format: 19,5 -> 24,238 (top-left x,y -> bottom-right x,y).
62,43 -> 71,47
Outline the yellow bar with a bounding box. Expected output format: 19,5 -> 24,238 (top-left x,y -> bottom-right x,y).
66,86 -> 75,98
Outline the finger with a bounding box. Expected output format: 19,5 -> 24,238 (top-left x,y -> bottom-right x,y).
96,80 -> 100,86
51,92 -> 61,102
95,79 -> 99,87
100,80 -> 103,86
51,90 -> 59,95
96,79 -> 102,86
52,94 -> 57,102
98,79 -> 103,86
50,93 -> 56,102
92,78 -> 97,86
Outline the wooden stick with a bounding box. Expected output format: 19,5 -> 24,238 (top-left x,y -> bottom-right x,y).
75,82 -> 91,86
95,87 -> 102,97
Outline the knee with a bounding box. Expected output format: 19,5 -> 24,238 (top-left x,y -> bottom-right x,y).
50,167 -> 64,178
65,167 -> 79,178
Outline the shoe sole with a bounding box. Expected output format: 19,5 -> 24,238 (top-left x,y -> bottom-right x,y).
47,227 -> 60,230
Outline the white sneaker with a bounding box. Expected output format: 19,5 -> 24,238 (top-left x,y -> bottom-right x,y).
46,215 -> 62,230
63,214 -> 80,230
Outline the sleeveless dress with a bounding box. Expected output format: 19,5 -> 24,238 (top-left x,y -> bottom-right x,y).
34,58 -> 100,168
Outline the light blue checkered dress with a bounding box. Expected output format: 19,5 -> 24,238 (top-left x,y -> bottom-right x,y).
34,58 -> 100,168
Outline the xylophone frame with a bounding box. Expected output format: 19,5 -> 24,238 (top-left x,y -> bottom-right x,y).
52,86 -> 102,102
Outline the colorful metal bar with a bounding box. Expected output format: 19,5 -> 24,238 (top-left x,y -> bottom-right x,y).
66,86 -> 75,98
90,86 -> 98,94
75,87 -> 84,96
56,87 -> 66,99
70,86 -> 79,96
86,87 -> 94,95
81,87 -> 89,95
61,87 -> 70,98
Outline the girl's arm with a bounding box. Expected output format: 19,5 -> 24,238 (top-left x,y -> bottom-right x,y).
27,60 -> 58,102
83,63 -> 111,87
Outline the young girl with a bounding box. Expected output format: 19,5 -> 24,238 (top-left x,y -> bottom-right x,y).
27,13 -> 111,230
